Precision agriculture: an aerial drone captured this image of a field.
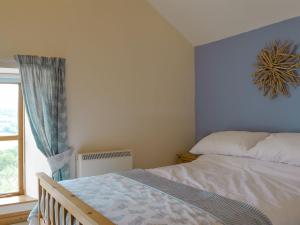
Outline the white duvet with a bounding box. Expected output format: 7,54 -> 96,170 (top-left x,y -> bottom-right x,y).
149,155 -> 300,225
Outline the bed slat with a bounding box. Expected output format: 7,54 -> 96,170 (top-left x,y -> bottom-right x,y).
50,196 -> 54,224
61,207 -> 66,225
55,202 -> 60,225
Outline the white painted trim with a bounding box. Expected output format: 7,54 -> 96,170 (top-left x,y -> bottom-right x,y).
0,68 -> 20,83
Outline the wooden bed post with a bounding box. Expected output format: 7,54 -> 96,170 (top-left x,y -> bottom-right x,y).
37,173 -> 115,225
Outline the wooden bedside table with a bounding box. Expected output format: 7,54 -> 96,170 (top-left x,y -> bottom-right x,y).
176,152 -> 199,164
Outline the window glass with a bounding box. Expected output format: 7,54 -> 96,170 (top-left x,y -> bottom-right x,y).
0,84 -> 18,136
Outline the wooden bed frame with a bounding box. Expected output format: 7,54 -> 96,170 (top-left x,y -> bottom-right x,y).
37,173 -> 115,225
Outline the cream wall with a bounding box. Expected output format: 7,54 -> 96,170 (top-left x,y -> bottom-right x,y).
0,0 -> 194,172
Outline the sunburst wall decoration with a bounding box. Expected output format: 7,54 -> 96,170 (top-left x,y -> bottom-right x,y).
252,41 -> 300,98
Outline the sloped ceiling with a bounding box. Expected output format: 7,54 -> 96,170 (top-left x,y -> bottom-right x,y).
147,0 -> 300,46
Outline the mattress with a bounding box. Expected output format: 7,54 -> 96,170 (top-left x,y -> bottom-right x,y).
150,154 -> 300,225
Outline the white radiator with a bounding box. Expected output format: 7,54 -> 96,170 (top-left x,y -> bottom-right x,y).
76,150 -> 133,177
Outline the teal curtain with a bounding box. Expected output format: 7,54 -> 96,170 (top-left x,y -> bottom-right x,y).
15,55 -> 72,181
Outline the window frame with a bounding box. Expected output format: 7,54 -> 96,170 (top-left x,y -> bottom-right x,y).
0,77 -> 24,198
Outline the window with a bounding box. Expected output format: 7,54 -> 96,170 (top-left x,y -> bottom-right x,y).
0,68 -> 23,197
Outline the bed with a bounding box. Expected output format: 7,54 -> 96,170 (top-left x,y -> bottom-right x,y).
34,132 -> 300,225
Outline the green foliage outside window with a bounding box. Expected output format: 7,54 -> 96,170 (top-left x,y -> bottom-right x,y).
0,145 -> 18,194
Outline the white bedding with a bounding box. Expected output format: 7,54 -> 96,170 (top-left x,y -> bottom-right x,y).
149,155 -> 300,225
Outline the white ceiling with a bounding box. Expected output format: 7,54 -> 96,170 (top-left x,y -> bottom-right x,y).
147,0 -> 300,46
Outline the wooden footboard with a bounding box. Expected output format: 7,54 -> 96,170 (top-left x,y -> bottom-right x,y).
37,173 -> 115,225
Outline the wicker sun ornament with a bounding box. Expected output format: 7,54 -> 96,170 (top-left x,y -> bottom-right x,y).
253,41 -> 300,98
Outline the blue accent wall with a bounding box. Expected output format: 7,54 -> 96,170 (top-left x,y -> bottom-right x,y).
195,17 -> 300,140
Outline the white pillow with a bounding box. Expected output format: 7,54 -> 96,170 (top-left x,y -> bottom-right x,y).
249,133 -> 300,166
190,131 -> 269,156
